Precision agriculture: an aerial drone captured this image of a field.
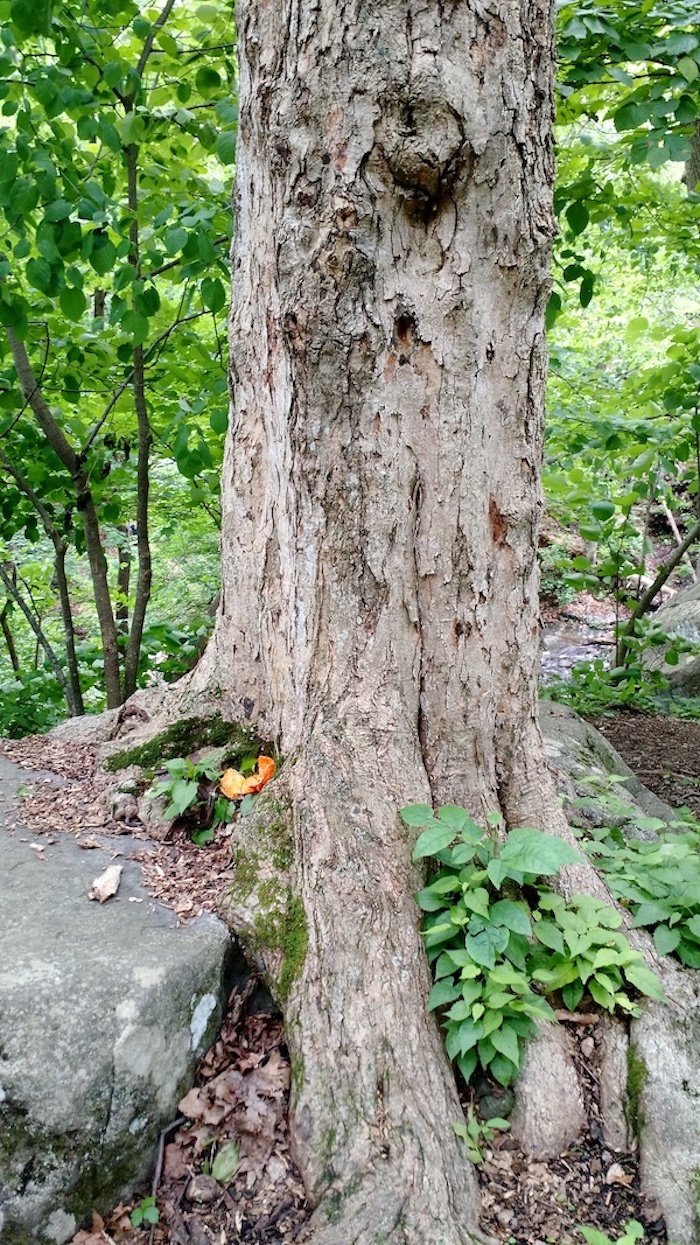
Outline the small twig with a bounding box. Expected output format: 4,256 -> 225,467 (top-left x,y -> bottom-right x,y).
661,498 -> 697,583
148,1114 -> 186,1244
152,1114 -> 186,1200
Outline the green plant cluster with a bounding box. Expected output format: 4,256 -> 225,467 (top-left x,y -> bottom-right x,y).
585,819 -> 700,967
148,748 -> 261,845
130,1195 -> 159,1229
452,1105 -> 510,1166
148,750 -> 232,845
402,804 -> 663,1088
580,1221 -> 645,1245
542,658 -> 669,716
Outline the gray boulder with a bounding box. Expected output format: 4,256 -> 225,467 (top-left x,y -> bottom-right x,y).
0,755 -> 233,1245
642,579 -> 700,695
539,700 -> 676,827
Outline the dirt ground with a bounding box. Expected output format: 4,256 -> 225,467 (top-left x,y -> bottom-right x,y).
591,712 -> 700,819
3,703 -> 699,1245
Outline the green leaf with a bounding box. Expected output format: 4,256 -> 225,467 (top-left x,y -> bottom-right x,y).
490,1023 -> 520,1068
89,234 -> 117,277
60,285 -> 86,321
201,276 -> 226,313
614,101 -> 651,131
489,899 -> 531,937
211,1141 -> 240,1184
486,857 -> 508,888
401,803 -> 434,826
196,66 -> 222,93
210,408 -> 228,434
436,805 -> 472,833
678,56 -> 699,82
11,0 -> 52,35
624,961 -> 665,1002
427,979 -> 461,1011
566,200 -> 589,236
499,827 -> 581,876
590,500 -> 615,522
561,980 -> 584,1012
588,978 -> 615,1011
165,225 -> 188,254
534,919 -> 565,954
465,923 -> 509,969
413,824 -> 456,860
216,130 -> 237,164
122,310 -> 150,345
653,924 -> 680,957
44,199 -> 74,223
489,1052 -> 518,1087
456,1050 -> 478,1083
632,901 -> 671,928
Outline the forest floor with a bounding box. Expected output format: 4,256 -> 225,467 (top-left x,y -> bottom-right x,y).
2,654 -> 699,1245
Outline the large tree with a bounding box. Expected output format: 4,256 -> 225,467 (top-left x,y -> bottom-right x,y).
187,1 -> 563,1240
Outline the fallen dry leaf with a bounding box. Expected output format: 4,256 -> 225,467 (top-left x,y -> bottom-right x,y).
88,863 -> 123,903
605,1162 -> 633,1187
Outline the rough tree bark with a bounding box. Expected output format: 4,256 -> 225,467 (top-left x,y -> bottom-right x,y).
191,1 -> 562,1241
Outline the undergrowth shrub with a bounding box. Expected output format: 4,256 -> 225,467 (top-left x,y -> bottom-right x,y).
402,804 -> 663,1088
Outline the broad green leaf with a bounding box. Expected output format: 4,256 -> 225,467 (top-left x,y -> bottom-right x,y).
566,200 -> 589,236
211,1141 -> 240,1185
196,67 -> 222,94
590,500 -> 615,522
561,980 -> 584,1012
678,56 -> 699,82
427,979 -> 461,1011
588,978 -> 615,1011
624,962 -> 665,1002
201,276 -> 226,313
456,1050 -> 477,1083
653,924 -> 680,956
60,285 -> 86,321
489,899 -> 531,937
435,804 -> 471,832
401,803 -> 434,826
11,0 -> 51,34
465,923 -> 509,969
210,408 -> 228,434
216,130 -> 236,164
534,919 -> 564,954
632,901 -> 671,928
490,1023 -> 520,1068
489,1052 -> 517,1087
413,824 -> 456,859
45,199 -> 74,223
499,827 -> 581,876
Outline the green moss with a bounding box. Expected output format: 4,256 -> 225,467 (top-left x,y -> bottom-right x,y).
230,848 -> 262,903
258,798 -> 294,870
252,889 -> 308,1002
0,1102 -> 148,1242
103,716 -> 260,773
626,1043 -> 647,1136
324,1191 -> 343,1224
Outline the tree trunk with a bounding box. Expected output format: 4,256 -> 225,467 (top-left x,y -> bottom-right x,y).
192,1 -> 557,1239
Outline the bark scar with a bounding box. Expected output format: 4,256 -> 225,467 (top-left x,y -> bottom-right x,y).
489,496 -> 508,546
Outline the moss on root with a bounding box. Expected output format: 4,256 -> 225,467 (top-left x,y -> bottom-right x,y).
626,1043 -> 647,1137
253,886 -> 308,1002
103,716 -> 266,774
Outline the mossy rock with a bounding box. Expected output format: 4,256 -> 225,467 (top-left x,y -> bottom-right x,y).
103,716 -> 271,775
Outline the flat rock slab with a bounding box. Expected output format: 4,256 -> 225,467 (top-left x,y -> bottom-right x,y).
0,756 -> 233,1245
